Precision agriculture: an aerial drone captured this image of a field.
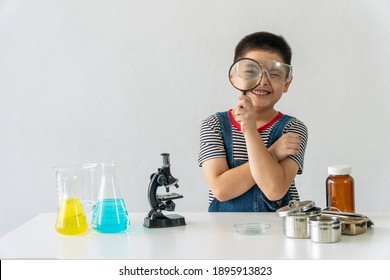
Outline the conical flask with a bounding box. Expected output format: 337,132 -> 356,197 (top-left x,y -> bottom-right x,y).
91,161 -> 130,233
81,163 -> 99,214
55,175 -> 88,235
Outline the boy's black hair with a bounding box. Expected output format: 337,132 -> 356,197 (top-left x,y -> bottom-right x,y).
234,31 -> 292,65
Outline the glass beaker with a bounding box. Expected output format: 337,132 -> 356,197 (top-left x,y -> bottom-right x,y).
54,164 -> 79,211
55,174 -> 88,235
91,161 -> 130,233
54,163 -> 98,214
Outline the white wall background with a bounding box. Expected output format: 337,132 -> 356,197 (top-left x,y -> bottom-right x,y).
1,0 -> 389,236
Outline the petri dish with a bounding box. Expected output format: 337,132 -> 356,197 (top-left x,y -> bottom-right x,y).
234,223 -> 271,235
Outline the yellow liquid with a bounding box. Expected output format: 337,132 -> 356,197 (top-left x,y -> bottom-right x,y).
55,198 -> 88,235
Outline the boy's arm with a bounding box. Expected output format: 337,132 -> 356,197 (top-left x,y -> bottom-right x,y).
268,132 -> 302,162
201,158 -> 255,202
245,128 -> 299,200
202,133 -> 300,202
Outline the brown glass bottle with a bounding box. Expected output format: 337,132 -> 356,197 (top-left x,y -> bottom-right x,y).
326,165 -> 355,213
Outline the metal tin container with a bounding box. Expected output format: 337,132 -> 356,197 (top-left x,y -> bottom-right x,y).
276,201 -> 321,239
309,216 -> 341,243
340,217 -> 367,235
321,210 -> 373,235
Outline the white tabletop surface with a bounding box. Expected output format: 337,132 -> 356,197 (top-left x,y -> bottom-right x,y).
0,212 -> 389,260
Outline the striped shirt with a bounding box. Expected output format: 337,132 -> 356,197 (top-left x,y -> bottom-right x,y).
198,110 -> 308,204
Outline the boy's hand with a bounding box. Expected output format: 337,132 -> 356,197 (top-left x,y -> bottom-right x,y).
268,133 -> 302,162
234,95 -> 256,133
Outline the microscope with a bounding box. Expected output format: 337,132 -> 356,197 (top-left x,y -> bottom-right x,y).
143,153 -> 186,228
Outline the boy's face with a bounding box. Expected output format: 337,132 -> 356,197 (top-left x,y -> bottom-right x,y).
239,50 -> 292,112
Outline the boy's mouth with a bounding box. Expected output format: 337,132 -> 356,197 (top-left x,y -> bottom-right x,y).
250,89 -> 271,96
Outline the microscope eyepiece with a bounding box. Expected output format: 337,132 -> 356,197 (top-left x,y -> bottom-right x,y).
161,153 -> 170,168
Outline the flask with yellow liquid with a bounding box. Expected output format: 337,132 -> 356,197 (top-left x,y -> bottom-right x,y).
55,174 -> 88,235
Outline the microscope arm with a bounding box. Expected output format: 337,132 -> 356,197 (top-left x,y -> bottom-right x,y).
147,173 -> 160,210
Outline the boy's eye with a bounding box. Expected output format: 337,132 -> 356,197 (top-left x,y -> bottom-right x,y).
244,69 -> 257,76
269,70 -> 284,77
243,66 -> 260,77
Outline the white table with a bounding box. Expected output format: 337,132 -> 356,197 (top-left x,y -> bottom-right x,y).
0,212 -> 389,259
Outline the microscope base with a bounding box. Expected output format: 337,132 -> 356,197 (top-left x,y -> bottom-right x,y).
143,213 -> 186,228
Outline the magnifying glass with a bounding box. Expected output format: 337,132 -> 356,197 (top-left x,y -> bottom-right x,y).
228,58 -> 263,95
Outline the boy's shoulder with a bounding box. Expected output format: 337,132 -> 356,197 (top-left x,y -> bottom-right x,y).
201,113 -> 225,133
202,111 -> 230,124
282,114 -> 308,134
203,112 -> 219,122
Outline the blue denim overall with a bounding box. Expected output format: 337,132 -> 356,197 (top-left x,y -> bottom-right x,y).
208,111 -> 293,212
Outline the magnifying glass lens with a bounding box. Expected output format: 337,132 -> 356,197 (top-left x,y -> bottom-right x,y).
229,58 -> 262,92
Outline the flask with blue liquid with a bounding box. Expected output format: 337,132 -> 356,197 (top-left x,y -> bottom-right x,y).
91,161 -> 130,233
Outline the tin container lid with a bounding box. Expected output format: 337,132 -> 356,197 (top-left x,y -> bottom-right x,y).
321,210 -> 374,227
276,200 -> 316,217
309,216 -> 341,226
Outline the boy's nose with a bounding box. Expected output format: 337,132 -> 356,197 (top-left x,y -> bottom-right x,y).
258,70 -> 270,85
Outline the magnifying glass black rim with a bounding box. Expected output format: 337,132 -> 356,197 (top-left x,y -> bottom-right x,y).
228,57 -> 263,92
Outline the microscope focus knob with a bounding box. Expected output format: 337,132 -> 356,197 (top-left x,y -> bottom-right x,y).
157,174 -> 167,186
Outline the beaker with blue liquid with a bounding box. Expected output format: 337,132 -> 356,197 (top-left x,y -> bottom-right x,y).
91,161 -> 130,233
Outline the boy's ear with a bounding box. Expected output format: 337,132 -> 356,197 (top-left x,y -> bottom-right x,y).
283,76 -> 293,93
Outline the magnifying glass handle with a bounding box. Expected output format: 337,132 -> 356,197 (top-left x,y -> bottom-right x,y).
242,90 -> 247,96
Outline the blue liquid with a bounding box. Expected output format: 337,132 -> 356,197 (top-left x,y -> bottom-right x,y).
91,198 -> 130,233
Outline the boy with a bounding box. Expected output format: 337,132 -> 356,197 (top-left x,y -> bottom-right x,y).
198,31 -> 308,212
